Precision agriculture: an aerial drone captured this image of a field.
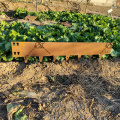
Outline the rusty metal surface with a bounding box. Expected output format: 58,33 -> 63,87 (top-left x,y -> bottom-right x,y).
11,42 -> 113,63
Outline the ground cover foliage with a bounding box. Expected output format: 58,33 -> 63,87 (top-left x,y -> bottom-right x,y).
0,8 -> 120,62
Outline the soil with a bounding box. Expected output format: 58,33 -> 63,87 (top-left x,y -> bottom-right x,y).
0,58 -> 120,120
0,1 -> 120,16
0,1 -> 120,120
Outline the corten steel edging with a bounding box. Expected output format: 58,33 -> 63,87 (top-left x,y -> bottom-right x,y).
11,42 -> 113,63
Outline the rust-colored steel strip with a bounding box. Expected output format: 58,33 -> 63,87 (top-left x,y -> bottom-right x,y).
11,42 -> 113,63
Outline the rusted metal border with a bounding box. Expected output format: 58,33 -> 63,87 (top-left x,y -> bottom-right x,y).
11,42 -> 113,63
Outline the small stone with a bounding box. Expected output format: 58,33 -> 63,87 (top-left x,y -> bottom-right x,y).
35,67 -> 40,71
43,103 -> 46,108
39,76 -> 48,84
39,104 -> 43,111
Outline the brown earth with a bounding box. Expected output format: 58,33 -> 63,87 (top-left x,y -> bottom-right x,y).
0,58 -> 120,120
0,1 -> 120,16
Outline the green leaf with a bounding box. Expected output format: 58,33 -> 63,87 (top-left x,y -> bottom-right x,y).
7,103 -> 18,113
43,57 -> 49,62
102,54 -> 109,59
56,56 -> 65,61
83,23 -> 87,28
84,55 -> 89,59
5,42 -> 11,51
70,23 -> 78,30
15,108 -> 27,120
7,104 -> 27,120
48,37 -> 56,42
0,43 -> 3,47
6,54 -> 13,61
37,25 -> 43,29
110,48 -> 119,57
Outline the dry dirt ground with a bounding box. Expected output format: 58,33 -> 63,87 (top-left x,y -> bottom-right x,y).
0,1 -> 120,16
0,58 -> 120,120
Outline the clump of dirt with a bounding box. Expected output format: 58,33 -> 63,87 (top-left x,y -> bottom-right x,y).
0,58 -> 120,120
